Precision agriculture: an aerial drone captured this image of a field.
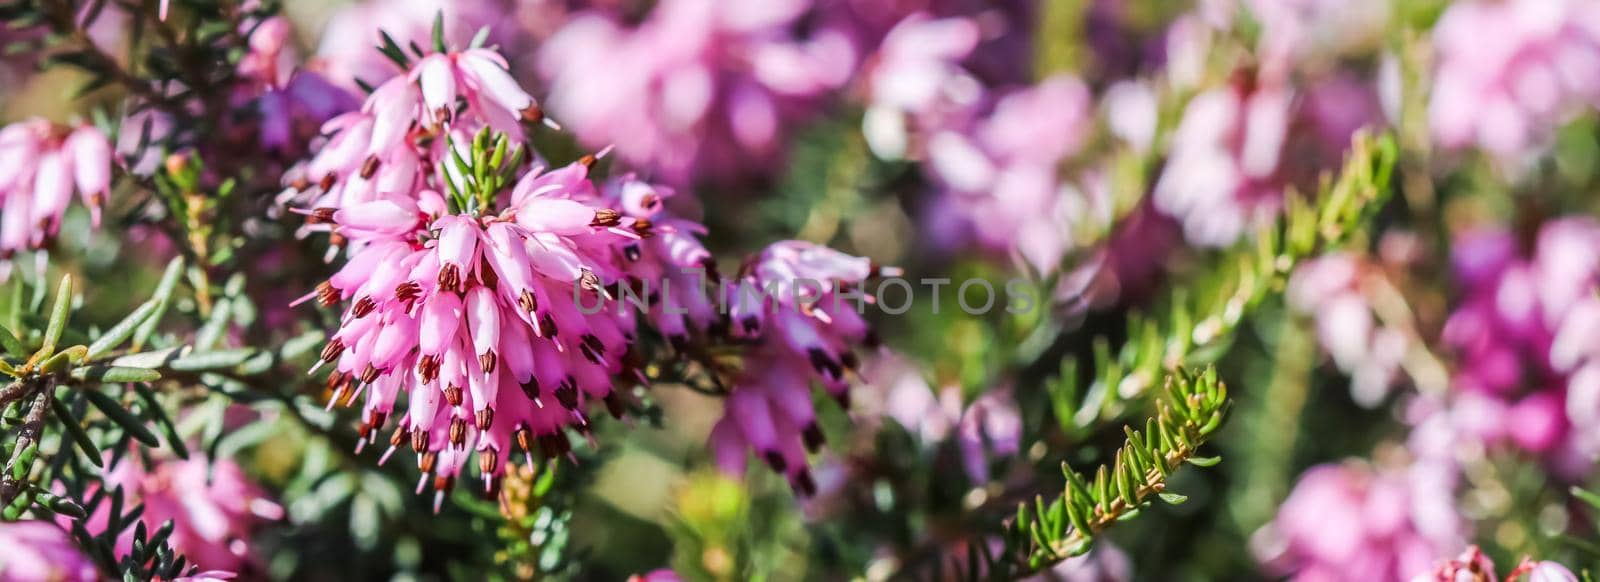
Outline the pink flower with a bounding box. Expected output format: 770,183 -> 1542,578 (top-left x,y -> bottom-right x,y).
0,119 -> 115,265
0,521 -> 99,582
1429,0 -> 1600,160
628,569 -> 683,582
957,387 -> 1022,483
1257,461 -> 1466,581
1288,253 -> 1409,406
315,0 -> 528,89
284,43 -> 540,220
1411,545 -> 1497,582
1439,219 -> 1600,462
708,241 -> 890,494
1508,559 -> 1580,582
78,455 -> 282,574
540,0 -> 856,184
308,159 -> 646,504
923,75 -> 1095,273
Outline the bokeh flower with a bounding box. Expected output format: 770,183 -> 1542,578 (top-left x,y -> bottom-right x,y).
0,119 -> 114,268
540,0 -> 856,184
1430,0 -> 1600,161
79,455 -> 282,575
1257,460 -> 1466,581
0,521 -> 99,582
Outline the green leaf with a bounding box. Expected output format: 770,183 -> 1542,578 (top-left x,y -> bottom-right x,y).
49,397 -> 103,467
1158,492 -> 1188,505
133,383 -> 187,459
166,348 -> 256,372
30,487 -> 87,519
0,324 -> 25,357
88,300 -> 160,360
1571,486 -> 1600,512
71,365 -> 162,383
37,274 -> 72,361
1185,455 -> 1221,467
81,389 -> 161,447
431,10 -> 447,53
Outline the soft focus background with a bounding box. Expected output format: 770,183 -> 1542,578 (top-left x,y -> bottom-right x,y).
5,0 -> 1600,580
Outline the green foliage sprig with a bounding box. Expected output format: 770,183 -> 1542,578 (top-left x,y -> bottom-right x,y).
1000,367 -> 1229,576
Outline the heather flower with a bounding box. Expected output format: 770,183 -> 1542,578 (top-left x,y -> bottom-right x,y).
600,174 -> 719,346
1288,252 -> 1409,407
708,241 -> 891,494
0,118 -> 115,265
859,13 -> 984,161
923,75 -> 1094,272
1153,74 -> 1293,246
627,569 -> 683,582
0,521 -> 99,582
1429,0 -> 1600,161
1412,547 -> 1579,582
234,17 -> 360,159
1256,460 -> 1466,581
80,455 -> 282,574
855,354 -> 961,444
539,0 -> 857,184
956,387 -> 1021,483
1155,71 -> 1381,246
1441,220 -> 1600,460
1508,559 -> 1580,582
1243,0 -> 1388,78
286,42 -> 540,218
308,159 -> 645,503
316,0 -> 527,88
1411,545 -> 1497,582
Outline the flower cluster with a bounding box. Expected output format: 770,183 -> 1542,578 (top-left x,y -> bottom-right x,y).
1440,220 -> 1600,460
1430,0 -> 1600,161
1414,546 -> 1579,582
862,13 -> 1101,272
308,159 -> 644,500
1257,460 -> 1466,581
0,119 -> 114,267
709,240 -> 889,494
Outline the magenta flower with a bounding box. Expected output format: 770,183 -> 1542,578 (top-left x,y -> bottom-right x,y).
1258,461 -> 1466,581
601,174 -> 719,345
0,521 -> 99,582
1440,219 -> 1600,460
539,0 -> 856,184
78,455 -> 282,575
230,17 -> 360,159
708,241 -> 889,494
0,119 -> 114,265
1430,0 -> 1600,160
627,569 -> 683,582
